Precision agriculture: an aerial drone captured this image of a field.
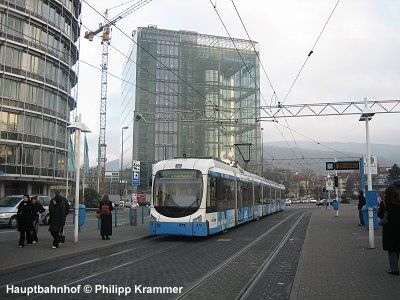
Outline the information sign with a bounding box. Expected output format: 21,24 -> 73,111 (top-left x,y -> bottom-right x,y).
335,161 -> 360,170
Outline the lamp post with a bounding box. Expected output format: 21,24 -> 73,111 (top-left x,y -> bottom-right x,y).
359,97 -> 375,248
120,126 -> 129,202
67,114 -> 91,242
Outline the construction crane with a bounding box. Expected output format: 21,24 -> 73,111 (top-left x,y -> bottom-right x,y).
84,0 -> 153,194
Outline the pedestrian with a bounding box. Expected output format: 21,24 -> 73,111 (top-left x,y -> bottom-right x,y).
51,190 -> 70,243
17,194 -> 34,248
378,185 -> 400,275
99,194 -> 113,240
357,190 -> 366,226
48,195 -> 66,249
31,195 -> 45,243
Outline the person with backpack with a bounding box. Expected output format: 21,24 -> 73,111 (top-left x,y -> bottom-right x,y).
31,195 -> 45,243
99,194 -> 113,240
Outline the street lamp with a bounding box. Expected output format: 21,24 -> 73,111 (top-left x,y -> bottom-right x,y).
359,97 -> 375,248
120,126 -> 129,202
67,114 -> 91,243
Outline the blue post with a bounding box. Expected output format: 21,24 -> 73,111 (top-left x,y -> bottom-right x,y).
142,206 -> 144,224
360,158 -> 365,192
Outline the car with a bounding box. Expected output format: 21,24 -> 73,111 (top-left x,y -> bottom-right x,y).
316,199 -> 326,206
0,195 -> 51,228
309,198 -> 317,204
285,199 -> 292,206
37,196 -> 51,225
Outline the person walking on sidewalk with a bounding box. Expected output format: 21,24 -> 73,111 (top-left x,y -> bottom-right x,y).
99,194 -> 113,240
31,195 -> 45,243
357,190 -> 366,226
48,195 -> 66,249
17,194 -> 34,248
52,190 -> 70,243
378,185 -> 400,276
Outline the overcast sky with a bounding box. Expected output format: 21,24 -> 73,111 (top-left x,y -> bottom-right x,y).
77,0 -> 400,167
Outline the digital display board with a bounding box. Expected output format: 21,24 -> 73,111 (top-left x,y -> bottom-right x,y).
334,161 -> 360,170
158,170 -> 200,179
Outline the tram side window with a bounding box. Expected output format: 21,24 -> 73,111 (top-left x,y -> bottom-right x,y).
243,181 -> 253,208
221,178 -> 235,211
207,176 -> 235,212
269,187 -> 275,204
263,185 -> 268,204
237,180 -> 251,209
255,183 -> 262,204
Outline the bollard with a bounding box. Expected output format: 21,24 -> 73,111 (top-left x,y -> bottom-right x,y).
141,206 -> 144,224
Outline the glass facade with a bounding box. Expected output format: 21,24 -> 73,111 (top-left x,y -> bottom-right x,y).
0,0 -> 81,196
122,27 -> 261,192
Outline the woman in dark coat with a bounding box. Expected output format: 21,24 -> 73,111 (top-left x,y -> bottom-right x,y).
378,185 -> 400,275
357,190 -> 366,226
48,195 -> 66,248
31,195 -> 45,243
17,194 -> 33,247
99,194 -> 113,240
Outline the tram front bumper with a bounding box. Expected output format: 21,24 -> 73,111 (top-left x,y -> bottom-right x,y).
150,221 -> 208,236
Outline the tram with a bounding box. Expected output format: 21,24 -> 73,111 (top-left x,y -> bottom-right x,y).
150,157 -> 285,236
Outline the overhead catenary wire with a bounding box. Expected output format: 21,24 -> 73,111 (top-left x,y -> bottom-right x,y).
226,0 -> 307,169
84,0 -> 347,174
82,0 -> 236,131
274,0 -> 341,116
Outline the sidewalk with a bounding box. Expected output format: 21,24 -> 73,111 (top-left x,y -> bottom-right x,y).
290,204 -> 400,299
0,220 -> 150,275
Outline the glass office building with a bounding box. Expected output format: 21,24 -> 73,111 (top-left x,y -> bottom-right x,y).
0,0 -> 81,196
122,26 -> 261,192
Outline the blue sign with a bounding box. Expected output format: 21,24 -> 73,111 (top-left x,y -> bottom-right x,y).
132,171 -> 140,186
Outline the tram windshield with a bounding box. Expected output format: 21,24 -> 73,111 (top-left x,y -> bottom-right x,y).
153,169 -> 203,218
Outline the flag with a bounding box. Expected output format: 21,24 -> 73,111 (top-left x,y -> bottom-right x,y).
97,139 -> 101,177
68,136 -> 75,172
84,135 -> 89,174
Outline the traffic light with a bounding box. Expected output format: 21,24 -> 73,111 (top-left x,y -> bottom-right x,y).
334,175 -> 339,187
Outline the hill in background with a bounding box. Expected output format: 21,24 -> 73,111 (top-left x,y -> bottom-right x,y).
263,141 -> 400,174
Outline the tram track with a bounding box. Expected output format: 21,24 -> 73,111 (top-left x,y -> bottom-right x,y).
176,209 -> 309,300
1,208 -> 310,300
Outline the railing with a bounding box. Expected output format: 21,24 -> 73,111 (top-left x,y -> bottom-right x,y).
70,206 -> 150,232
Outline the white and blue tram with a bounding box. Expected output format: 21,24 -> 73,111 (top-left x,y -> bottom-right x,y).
150,157 -> 285,236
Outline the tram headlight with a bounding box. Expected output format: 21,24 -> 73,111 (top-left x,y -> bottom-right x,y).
192,215 -> 202,222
